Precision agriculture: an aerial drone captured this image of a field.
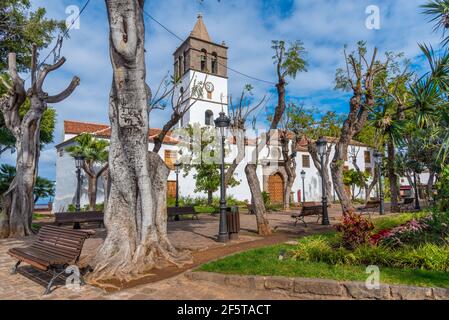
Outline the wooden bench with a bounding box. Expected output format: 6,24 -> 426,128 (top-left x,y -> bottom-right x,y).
291,203 -> 323,227
399,197 -> 414,212
55,211 -> 104,229
167,206 -> 198,221
357,200 -> 380,217
8,225 -> 91,295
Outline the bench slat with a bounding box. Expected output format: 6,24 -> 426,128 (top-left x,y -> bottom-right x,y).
8,226 -> 90,271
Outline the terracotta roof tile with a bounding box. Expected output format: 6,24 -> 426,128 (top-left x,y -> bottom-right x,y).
63,120 -> 178,144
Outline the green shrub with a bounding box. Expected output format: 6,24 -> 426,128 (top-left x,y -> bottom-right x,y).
194,205 -> 217,214
262,191 -> 270,206
335,211 -> 374,249
291,236 -> 449,272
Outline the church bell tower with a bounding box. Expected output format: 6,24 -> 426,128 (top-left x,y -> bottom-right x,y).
173,14 -> 228,127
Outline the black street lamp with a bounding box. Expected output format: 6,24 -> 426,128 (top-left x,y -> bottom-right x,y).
374,151 -> 385,215
174,160 -> 181,221
214,111 -> 231,243
316,137 -> 330,225
300,170 -> 306,203
74,155 -> 84,212
74,155 -> 84,229
413,171 -> 421,210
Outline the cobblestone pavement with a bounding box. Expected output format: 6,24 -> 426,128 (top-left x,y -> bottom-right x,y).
0,208 -> 349,300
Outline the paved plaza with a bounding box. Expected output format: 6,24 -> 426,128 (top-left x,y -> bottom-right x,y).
0,207 -> 376,300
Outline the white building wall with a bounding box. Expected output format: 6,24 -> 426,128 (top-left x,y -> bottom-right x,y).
176,71 -> 228,127
54,130 -> 378,210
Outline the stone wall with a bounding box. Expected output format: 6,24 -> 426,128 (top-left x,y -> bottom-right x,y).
185,271 -> 449,300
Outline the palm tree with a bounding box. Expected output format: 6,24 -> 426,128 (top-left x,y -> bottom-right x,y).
34,177 -> 55,204
1,164 -> 55,207
66,133 -> 109,210
412,45 -> 449,162
422,0 -> 449,46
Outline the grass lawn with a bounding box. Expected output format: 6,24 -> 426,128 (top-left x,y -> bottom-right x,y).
198,212 -> 449,288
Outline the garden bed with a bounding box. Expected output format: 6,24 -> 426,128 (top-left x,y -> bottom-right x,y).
199,212 -> 449,288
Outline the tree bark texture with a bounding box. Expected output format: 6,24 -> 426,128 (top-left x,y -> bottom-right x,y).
245,163 -> 272,235
90,0 -> 190,282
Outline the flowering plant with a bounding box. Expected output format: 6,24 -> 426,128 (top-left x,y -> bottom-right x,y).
336,211 -> 374,250
370,218 -> 429,247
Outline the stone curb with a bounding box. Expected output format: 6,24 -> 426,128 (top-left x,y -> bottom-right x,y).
185,271 -> 449,300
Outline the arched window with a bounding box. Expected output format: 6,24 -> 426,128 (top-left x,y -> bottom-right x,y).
205,110 -> 214,125
200,49 -> 207,72
211,52 -> 218,74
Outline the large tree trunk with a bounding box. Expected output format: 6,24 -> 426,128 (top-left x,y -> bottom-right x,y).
245,164 -> 271,235
283,178 -> 294,211
331,139 -> 353,213
387,140 -> 399,212
331,93 -> 370,214
0,135 -> 38,238
90,0 -> 189,281
0,50 -> 79,238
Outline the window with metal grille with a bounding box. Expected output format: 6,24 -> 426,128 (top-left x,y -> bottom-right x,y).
302,155 -> 310,168
364,151 -> 371,164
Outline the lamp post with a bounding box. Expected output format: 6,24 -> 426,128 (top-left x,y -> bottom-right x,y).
174,160 -> 181,208
74,155 -> 84,212
174,160 -> 181,221
374,151 -> 385,215
316,137 -> 330,225
214,111 -> 231,242
74,155 -> 84,229
300,170 -> 306,204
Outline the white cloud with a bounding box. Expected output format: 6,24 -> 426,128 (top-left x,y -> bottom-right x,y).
17,0 -> 441,181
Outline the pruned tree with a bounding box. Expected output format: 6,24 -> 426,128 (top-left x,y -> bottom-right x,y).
225,84 -> 266,186
151,72 -> 205,153
289,106 -> 344,203
65,133 -> 109,211
278,105 -> 300,210
374,52 -> 413,212
1,0 -> 63,157
332,41 -> 387,214
0,46 -> 79,238
245,40 -> 307,235
90,0 -> 189,282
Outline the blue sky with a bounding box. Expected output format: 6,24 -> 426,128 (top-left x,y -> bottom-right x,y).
0,0 -> 442,185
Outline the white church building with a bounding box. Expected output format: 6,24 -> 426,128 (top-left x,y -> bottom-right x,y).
53,15 -> 376,212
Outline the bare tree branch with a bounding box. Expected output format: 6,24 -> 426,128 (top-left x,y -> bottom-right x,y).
46,76 -> 80,103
